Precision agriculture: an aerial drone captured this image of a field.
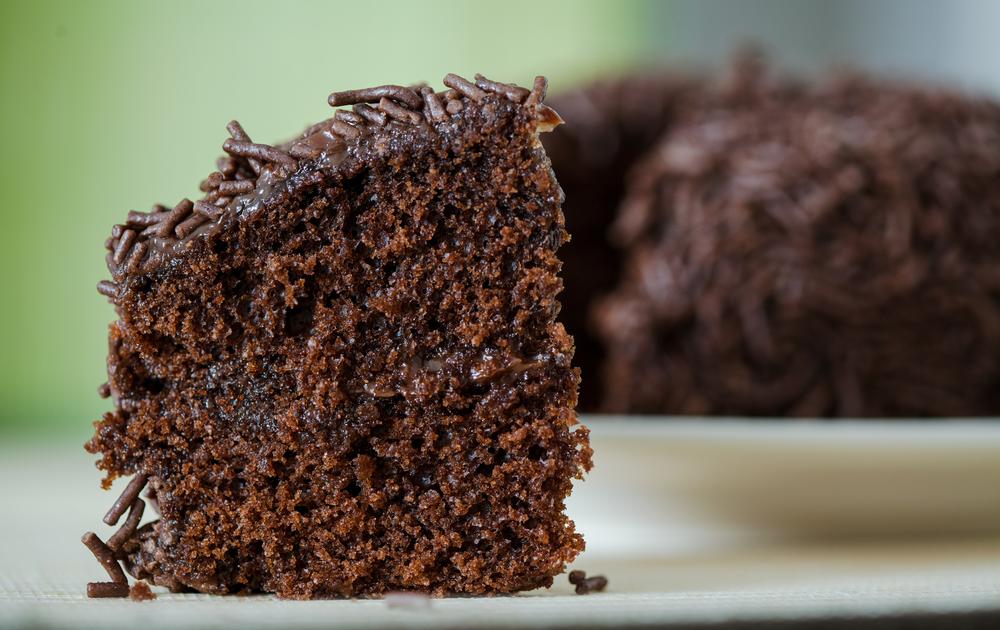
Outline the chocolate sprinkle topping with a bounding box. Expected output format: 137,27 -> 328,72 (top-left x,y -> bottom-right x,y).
378,96 -> 424,125
222,139 -> 296,167
327,84 -> 422,109
475,74 -> 530,103
333,110 -> 364,126
81,532 -> 127,584
103,474 -> 149,526
443,73 -> 486,102
192,199 -> 223,220
352,103 -> 387,126
200,171 -> 223,192
216,179 -> 255,196
96,280 -> 117,300
112,229 -> 137,265
123,241 -> 148,274
225,120 -> 263,174
126,210 -> 164,227
87,582 -> 130,598
330,119 -> 362,140
420,87 -> 447,123
96,73 -> 554,292
156,199 -> 193,239
174,214 -> 207,239
568,570 -> 607,594
524,76 -> 548,108
107,498 -> 145,551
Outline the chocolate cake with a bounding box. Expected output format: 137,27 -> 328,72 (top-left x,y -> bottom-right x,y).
85,73 -> 592,598
582,60 -> 1000,416
543,70 -> 705,410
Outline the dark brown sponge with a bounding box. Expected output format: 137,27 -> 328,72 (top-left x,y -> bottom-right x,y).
591,61 -> 1000,417
87,74 -> 591,598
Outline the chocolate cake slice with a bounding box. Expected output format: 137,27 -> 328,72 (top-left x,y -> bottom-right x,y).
85,73 -> 591,598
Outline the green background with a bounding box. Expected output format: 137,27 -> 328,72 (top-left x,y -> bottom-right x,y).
0,0 -> 656,439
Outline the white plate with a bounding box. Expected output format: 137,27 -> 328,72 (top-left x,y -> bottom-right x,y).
572,418 -> 1000,556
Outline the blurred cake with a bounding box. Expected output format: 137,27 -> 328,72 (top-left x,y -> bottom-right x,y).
86,74 -> 591,598
548,55 -> 1000,416
543,71 -> 705,410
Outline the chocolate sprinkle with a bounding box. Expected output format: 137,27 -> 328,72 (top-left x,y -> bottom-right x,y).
421,87 -> 447,122
289,144 -> 321,160
126,210 -> 165,227
112,229 -> 137,265
475,74 -> 530,103
568,570 -> 607,594
222,139 -> 296,167
156,199 -> 194,239
107,498 -> 145,551
174,213 -> 207,239
525,76 -> 548,108
327,84 -> 422,109
216,179 -> 254,196
443,73 -> 486,102
210,194 -> 231,207
87,581 -> 130,598
378,97 -> 423,125
333,109 -> 364,126
96,280 -> 118,299
81,532 -> 127,584
200,171 -> 224,192
218,155 -> 238,177
123,241 -> 148,274
225,120 -> 263,174
330,119 -> 362,140
352,103 -> 387,126
103,474 -> 149,526
193,199 -> 225,220
98,382 -> 111,398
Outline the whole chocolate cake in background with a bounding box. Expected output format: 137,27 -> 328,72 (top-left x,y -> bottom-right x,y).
86,74 -> 591,598
548,55 -> 1000,416
542,71 -> 705,410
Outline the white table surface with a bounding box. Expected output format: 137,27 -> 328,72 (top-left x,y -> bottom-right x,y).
2,419 -> 999,628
